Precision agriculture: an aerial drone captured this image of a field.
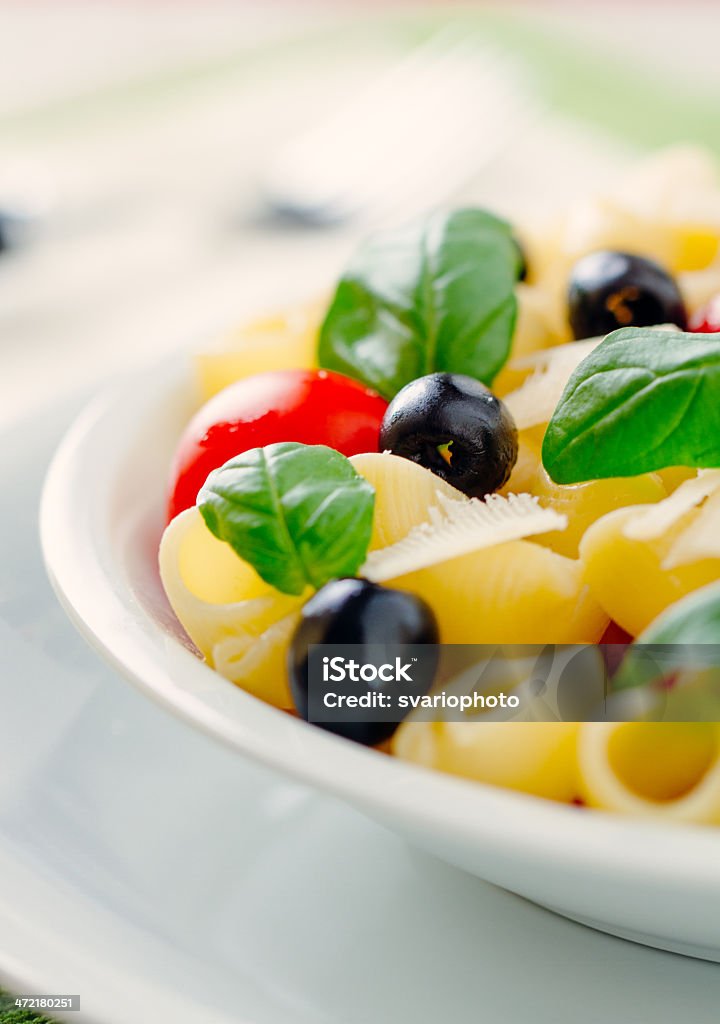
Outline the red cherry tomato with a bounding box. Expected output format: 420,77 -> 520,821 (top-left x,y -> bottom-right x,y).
690,294 -> 720,333
167,369 -> 387,521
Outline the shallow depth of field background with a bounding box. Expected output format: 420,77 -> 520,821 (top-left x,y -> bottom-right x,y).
1,1 -> 719,427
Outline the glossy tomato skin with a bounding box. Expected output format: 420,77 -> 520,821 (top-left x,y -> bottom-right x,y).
167,369 -> 387,521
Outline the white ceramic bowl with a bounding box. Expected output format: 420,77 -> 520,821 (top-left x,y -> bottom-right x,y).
41,359 -> 720,961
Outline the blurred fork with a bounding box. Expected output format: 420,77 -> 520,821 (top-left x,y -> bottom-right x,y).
263,25 -> 538,226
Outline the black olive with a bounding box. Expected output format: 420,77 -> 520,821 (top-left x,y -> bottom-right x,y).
379,372 -> 518,498
289,578 -> 439,746
568,250 -> 688,339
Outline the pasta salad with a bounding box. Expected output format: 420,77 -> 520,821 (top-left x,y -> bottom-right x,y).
159,148 -> 720,825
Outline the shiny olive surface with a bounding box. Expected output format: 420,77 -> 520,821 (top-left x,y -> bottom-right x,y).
289,578 -> 439,746
568,250 -> 688,339
379,372 -> 518,498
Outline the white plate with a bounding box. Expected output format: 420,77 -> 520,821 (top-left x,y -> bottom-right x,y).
41,361 -> 720,963
12,395 -> 720,1024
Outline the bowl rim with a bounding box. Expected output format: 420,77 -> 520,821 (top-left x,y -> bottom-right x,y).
39,358 -> 720,890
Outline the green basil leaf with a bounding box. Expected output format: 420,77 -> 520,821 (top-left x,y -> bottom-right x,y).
543,328 -> 720,483
614,582 -> 720,692
318,207 -> 521,400
198,442 -> 375,596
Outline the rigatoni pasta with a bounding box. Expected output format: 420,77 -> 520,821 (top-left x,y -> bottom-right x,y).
578,722 -> 720,824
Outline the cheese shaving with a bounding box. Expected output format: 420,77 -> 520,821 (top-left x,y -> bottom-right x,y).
510,336 -> 603,373
663,489 -> 720,569
361,492 -> 567,583
623,470 -> 720,541
505,325 -> 683,432
504,338 -> 602,429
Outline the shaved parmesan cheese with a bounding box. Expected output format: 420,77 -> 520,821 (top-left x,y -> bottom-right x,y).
362,492 -> 567,583
504,338 -> 602,429
623,471 -> 720,541
663,489 -> 720,568
510,336 -> 603,373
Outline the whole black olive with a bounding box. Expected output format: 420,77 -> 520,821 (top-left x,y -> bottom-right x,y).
289,578 -> 439,746
568,250 -> 688,339
379,372 -> 518,498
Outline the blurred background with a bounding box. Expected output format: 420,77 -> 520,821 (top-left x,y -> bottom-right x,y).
2,1 -> 720,426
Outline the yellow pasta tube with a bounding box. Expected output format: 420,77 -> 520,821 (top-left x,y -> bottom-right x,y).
388,541 -> 607,645
159,507 -> 306,707
578,722 -> 720,824
393,721 -> 580,803
580,505 -> 720,636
